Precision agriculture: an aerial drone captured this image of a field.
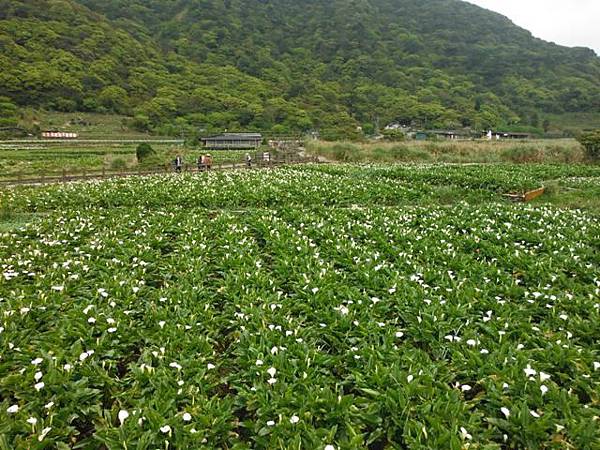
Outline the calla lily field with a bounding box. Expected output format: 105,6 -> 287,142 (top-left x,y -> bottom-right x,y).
0,164 -> 599,449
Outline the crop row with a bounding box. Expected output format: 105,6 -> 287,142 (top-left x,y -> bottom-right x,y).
1,181 -> 599,448
4,163 -> 600,213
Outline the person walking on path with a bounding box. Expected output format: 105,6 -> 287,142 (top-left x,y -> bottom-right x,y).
245,153 -> 252,168
175,155 -> 183,173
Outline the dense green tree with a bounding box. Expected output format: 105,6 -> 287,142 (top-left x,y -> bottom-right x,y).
577,131 -> 600,161
98,86 -> 129,114
0,96 -> 18,127
382,128 -> 405,141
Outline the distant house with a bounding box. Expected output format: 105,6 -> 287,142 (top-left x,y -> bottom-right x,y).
42,131 -> 78,139
503,132 -> 531,140
385,123 -> 411,132
429,130 -> 470,140
201,133 -> 262,150
484,131 -> 531,140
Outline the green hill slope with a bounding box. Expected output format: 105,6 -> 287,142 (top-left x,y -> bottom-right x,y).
1,0 -> 599,137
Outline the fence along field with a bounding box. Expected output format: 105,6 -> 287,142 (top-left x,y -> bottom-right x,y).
1,164 -> 599,448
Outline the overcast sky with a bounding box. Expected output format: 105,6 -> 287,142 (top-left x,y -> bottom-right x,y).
466,0 -> 600,54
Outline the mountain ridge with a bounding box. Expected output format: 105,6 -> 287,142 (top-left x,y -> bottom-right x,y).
1,0 -> 598,137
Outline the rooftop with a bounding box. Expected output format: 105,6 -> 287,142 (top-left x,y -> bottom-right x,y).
202,133 -> 262,140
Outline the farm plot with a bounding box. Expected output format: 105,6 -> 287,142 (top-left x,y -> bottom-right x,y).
0,145 -> 253,181
0,164 -> 599,449
6,163 -> 600,211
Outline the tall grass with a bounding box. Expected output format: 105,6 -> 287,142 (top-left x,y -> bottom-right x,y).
307,139 -> 584,164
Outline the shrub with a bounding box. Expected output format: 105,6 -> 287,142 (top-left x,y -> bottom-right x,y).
577,131 -> 600,161
136,143 -> 155,162
110,158 -> 128,171
361,123 -> 375,136
381,129 -> 405,141
331,143 -> 361,162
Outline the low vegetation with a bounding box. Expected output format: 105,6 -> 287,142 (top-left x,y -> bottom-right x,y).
1,164 -> 599,448
307,139 -> 585,164
0,145 -> 257,179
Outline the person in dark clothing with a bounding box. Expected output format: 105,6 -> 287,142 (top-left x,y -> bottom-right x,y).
175,155 -> 183,173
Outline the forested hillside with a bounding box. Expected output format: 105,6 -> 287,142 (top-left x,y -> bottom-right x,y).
1,0 -> 599,137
